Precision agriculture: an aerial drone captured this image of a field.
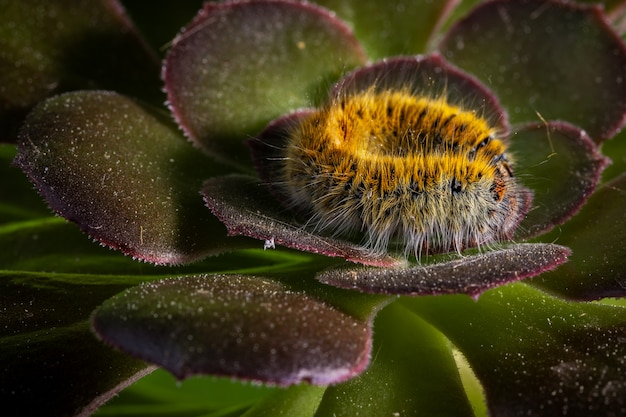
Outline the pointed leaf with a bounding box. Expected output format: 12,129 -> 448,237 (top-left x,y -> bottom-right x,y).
0,0 -> 161,140
511,121 -> 609,239
316,302 -> 475,417
242,385 -> 325,417
312,0 -> 459,59
316,243 -> 570,297
404,283 -> 626,416
92,274 -> 373,385
202,175 -> 402,267
531,173 -> 626,300
98,368 -> 279,416
15,90 -> 250,265
440,0 -> 626,141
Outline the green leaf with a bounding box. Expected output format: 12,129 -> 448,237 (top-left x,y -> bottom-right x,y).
312,0 -> 458,59
94,369 -> 278,417
0,271 -> 153,417
404,283 -> 626,416
241,384 -> 325,417
315,302 -> 475,417
440,0 -> 626,141
163,0 -> 367,168
0,0 -> 162,140
317,243 -> 570,297
511,121 -> 609,239
531,173 -> 626,300
599,127 -> 626,183
15,91 -> 251,265
0,144 -> 51,223
92,274 -> 376,385
202,175 -> 402,267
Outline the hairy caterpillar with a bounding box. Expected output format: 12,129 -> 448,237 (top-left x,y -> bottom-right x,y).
278,87 -> 532,257
251,58 -> 533,259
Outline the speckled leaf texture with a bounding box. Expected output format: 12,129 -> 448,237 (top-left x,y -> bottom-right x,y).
404,284 -> 626,416
532,173 -> 626,300
92,274 -> 375,385
317,243 -> 570,297
15,91 -> 250,265
163,0 -> 367,167
5,0 -> 626,416
440,0 -> 626,141
202,175 -> 402,267
511,121 -> 610,238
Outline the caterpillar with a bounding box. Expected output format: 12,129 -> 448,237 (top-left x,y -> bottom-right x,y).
276,87 -> 532,258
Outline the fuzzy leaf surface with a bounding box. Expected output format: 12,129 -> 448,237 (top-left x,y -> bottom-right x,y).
92,274 -> 374,385
316,243 -> 570,297
440,0 -> 626,141
312,0 -> 458,59
531,173 -> 626,300
511,121 -> 609,239
16,91 -> 250,265
202,175 -> 401,267
404,283 -> 626,416
163,0 -> 367,167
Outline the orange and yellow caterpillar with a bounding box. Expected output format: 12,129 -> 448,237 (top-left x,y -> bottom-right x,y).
279,88 -> 531,258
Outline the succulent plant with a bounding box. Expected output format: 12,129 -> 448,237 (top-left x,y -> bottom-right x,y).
3,0 -> 626,416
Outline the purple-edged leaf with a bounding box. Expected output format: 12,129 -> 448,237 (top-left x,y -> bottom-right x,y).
0,0 -> 161,140
577,0 -> 626,16
511,121 -> 610,239
316,243 -> 570,297
312,0 -> 458,59
15,91 -> 251,265
405,283 -> 626,416
316,302 -> 475,417
332,54 -> 509,135
611,5 -> 626,36
92,274 -> 373,385
202,175 -> 402,267
440,0 -> 626,141
163,0 -> 367,167
531,173 -> 626,300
